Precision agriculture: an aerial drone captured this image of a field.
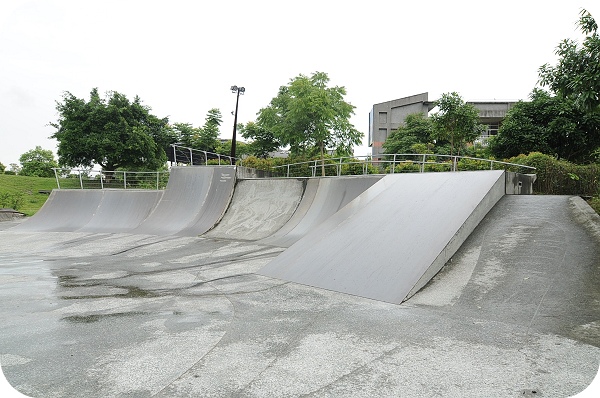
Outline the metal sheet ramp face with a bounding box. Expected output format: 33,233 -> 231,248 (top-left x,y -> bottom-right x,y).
258,175 -> 383,247
77,190 -> 164,233
11,190 -> 105,232
132,166 -> 236,236
258,170 -> 506,304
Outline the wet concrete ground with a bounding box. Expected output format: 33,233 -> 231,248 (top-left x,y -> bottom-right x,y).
0,195 -> 599,397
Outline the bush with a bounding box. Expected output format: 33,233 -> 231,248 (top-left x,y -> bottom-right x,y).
588,197 -> 600,214
457,158 -> 493,171
341,160 -> 379,175
506,152 -> 599,195
388,162 -> 421,173
0,191 -> 25,210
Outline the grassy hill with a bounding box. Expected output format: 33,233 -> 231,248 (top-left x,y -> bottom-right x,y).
0,174 -> 64,216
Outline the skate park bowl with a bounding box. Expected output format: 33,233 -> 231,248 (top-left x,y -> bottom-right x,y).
1,163 -> 599,397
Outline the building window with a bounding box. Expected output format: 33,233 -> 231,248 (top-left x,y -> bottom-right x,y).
378,128 -> 388,141
379,112 -> 387,124
485,123 -> 500,137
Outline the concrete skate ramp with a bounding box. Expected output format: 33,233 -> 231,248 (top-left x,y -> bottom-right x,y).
133,166 -> 235,236
77,190 -> 163,233
205,178 -> 304,241
259,170 -> 506,304
259,175 -> 383,247
12,190 -> 104,232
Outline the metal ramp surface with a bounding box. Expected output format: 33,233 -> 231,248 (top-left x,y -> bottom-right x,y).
12,190 -> 105,232
258,170 -> 506,304
129,166 -> 235,236
258,175 -> 383,247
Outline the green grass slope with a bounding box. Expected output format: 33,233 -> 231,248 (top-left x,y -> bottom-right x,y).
0,174 -> 62,216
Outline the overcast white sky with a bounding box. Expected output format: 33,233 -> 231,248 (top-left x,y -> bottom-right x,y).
1,0 -> 599,168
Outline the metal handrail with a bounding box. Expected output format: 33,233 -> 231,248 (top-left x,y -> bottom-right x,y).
271,154 -> 536,178
52,168 -> 169,190
170,144 -> 239,166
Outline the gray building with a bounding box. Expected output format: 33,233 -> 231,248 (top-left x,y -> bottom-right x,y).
368,93 -> 516,158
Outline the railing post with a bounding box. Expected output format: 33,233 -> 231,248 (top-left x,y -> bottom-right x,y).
189,148 -> 193,166
172,144 -> 177,165
392,154 -> 396,174
124,171 -> 127,189
54,168 -> 61,189
156,171 -> 159,190
287,164 -> 290,178
421,154 -> 426,173
338,157 -> 342,176
79,170 -> 83,189
100,171 -> 104,189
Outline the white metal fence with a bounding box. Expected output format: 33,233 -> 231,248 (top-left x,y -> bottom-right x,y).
52,169 -> 169,190
271,154 -> 536,178
170,145 -> 237,166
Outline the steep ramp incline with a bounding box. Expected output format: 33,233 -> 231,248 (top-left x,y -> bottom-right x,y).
259,170 -> 506,304
205,179 -> 305,241
259,175 -> 383,247
77,190 -> 164,233
12,190 -> 105,232
133,166 -> 235,236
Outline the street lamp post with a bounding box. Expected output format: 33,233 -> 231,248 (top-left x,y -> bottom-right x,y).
230,85 -> 245,164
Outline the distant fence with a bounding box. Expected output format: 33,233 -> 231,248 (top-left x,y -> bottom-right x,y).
271,154 -> 536,178
52,169 -> 169,190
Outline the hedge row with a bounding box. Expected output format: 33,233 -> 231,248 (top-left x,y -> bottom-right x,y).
506,152 -> 599,196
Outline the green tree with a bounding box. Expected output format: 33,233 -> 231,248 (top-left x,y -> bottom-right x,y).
8,163 -> 21,174
215,139 -> 251,160
172,122 -> 200,148
241,121 -> 281,158
172,109 -> 222,152
19,146 -> 58,177
0,161 -> 5,173
538,9 -> 600,113
257,71 -> 362,175
430,92 -> 484,156
197,108 -> 222,152
51,88 -> 176,171
382,113 -> 434,155
489,89 -> 600,162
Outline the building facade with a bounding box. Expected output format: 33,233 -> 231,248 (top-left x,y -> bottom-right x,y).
368,93 -> 516,158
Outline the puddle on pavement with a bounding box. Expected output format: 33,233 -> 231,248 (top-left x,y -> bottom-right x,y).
62,311 -> 149,324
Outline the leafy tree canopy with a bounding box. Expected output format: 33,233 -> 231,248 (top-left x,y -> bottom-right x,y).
215,139 -> 251,159
19,146 -> 58,177
430,92 -> 484,156
51,88 -> 177,171
172,108 -> 222,153
538,9 -> 600,113
489,89 -> 600,162
382,113 -> 434,155
256,71 -> 362,173
241,121 -> 281,158
0,161 -> 5,173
